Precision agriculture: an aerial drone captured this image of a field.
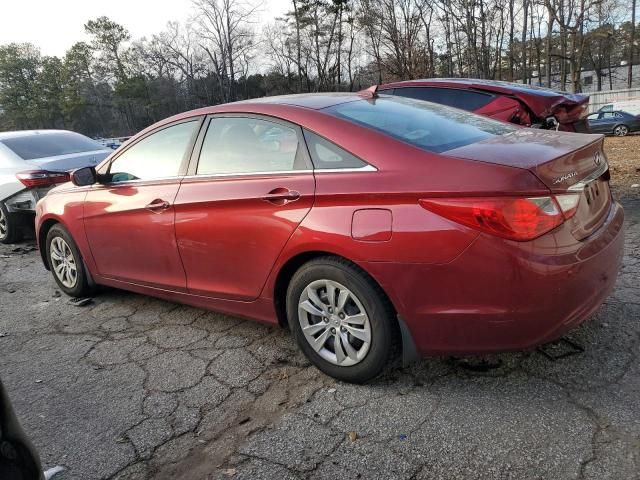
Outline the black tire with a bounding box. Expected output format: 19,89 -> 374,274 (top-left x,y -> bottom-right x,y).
45,224 -> 92,297
0,203 -> 23,244
286,256 -> 399,383
613,124 -> 629,136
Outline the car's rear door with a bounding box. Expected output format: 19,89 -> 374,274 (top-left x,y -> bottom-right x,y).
588,112 -> 614,133
174,114 -> 315,301
83,118 -> 202,291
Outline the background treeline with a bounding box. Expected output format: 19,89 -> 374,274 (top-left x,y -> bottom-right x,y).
0,0 -> 637,137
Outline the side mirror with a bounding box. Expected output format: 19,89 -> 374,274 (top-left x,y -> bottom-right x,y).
71,167 -> 97,187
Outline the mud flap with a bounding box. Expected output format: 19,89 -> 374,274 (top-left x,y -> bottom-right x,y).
397,315 -> 420,367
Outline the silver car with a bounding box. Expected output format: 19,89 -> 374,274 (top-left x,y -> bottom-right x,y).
0,130 -> 112,243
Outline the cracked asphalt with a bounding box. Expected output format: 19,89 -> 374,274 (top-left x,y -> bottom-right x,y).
0,191 -> 638,480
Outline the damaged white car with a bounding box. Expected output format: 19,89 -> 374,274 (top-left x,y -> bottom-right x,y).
0,130 -> 112,243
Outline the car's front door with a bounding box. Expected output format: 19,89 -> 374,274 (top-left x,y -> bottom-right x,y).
174,114 -> 315,300
83,118 -> 202,290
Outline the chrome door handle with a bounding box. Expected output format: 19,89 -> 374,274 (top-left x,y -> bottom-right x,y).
145,199 -> 170,211
262,189 -> 301,204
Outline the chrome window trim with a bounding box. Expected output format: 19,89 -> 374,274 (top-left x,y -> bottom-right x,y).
315,165 -> 378,173
94,175 -> 184,188
181,164 -> 377,180
184,165 -> 378,180
183,170 -> 313,180
96,164 -> 378,186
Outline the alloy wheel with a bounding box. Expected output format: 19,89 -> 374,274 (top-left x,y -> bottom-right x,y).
614,125 -> 628,136
297,279 -> 371,367
50,237 -> 78,288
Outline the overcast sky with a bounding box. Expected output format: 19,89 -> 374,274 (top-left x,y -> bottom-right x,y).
0,0 -> 291,57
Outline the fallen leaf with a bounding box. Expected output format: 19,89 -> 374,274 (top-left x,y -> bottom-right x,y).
347,431 -> 358,442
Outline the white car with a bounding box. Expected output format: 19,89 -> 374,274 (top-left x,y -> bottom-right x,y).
0,130 -> 112,243
598,99 -> 640,116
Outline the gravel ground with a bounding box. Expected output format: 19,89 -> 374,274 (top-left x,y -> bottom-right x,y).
1,139 -> 639,480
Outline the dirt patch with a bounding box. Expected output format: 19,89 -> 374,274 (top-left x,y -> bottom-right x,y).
604,136 -> 640,190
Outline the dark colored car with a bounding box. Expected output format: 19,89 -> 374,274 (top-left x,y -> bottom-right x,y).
35,91 -> 623,383
379,79 -> 590,132
586,111 -> 640,136
0,379 -> 44,480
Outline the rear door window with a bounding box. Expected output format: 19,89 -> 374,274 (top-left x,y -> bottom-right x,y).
196,117 -> 308,175
391,87 -> 494,111
324,95 -> 516,153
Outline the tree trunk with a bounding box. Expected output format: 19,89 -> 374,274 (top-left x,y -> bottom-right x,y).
521,0 -> 529,84
546,5 -> 553,87
293,0 -> 303,93
630,0 -> 637,88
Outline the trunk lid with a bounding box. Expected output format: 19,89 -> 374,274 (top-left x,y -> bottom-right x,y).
25,149 -> 111,172
445,129 -> 611,239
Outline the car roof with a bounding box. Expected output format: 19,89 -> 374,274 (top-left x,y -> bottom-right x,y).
0,129 -> 79,141
227,92 -> 364,110
120,93 -> 373,152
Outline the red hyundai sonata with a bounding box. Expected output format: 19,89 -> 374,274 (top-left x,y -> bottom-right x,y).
35,90 -> 624,383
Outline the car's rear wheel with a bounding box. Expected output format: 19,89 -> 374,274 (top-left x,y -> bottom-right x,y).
0,203 -> 23,245
46,224 -> 92,297
286,257 -> 398,383
613,125 -> 629,136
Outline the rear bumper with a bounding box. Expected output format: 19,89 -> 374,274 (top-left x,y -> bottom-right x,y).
363,201 -> 625,356
4,188 -> 52,213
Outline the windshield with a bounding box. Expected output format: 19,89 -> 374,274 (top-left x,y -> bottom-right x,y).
0,132 -> 104,160
323,95 -> 517,153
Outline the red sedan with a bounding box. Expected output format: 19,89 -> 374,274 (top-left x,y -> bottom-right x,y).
35,91 -> 624,383
379,79 -> 590,132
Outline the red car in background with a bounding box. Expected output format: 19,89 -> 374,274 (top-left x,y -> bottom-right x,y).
35,91 -> 623,383
379,79 -> 590,132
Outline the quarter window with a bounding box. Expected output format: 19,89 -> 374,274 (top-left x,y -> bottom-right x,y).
303,130 -> 367,169
108,120 -> 199,183
197,117 -> 305,175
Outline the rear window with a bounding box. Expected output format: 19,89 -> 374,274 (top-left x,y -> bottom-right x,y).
324,95 -> 516,153
390,87 -> 494,111
0,132 -> 103,160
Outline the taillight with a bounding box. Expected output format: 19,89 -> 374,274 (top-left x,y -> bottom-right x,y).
554,193 -> 580,219
419,195 -> 578,241
16,170 -> 70,188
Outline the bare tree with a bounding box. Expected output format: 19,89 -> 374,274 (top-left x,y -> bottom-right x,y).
193,0 -> 261,101
630,0 -> 636,88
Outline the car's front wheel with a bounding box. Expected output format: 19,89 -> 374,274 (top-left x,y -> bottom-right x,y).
286,257 -> 398,383
0,203 -> 23,244
613,124 -> 629,136
46,224 -> 92,297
